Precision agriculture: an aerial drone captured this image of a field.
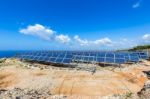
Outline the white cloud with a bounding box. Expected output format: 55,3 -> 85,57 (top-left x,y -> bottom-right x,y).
122,38 -> 128,42
74,35 -> 89,46
20,24 -> 140,49
56,34 -> 71,43
116,38 -> 137,49
93,37 -> 112,45
132,0 -> 141,8
143,34 -> 150,41
20,24 -> 55,41
74,35 -> 112,46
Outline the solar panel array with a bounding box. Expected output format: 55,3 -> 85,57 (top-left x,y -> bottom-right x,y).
17,51 -> 73,64
16,51 -> 149,65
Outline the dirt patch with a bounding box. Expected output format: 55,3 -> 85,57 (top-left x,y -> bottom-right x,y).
0,73 -> 11,80
52,66 -> 149,97
0,59 -> 150,98
0,72 -> 18,89
31,71 -> 47,76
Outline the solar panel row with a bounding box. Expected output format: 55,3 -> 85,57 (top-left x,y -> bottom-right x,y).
18,51 -> 73,64
72,53 -> 126,64
16,51 -> 149,65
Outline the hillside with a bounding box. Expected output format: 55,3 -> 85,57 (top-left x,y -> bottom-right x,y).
0,58 -> 150,98
129,45 -> 150,51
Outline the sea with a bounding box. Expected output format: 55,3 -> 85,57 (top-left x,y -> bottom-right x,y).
0,51 -> 26,58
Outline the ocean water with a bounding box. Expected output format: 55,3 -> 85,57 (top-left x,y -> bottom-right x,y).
0,51 -> 24,58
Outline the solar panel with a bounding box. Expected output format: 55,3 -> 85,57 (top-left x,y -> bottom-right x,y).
63,58 -> 72,64
49,57 -> 56,62
58,53 -> 66,58
140,55 -> 148,59
115,59 -> 126,64
65,54 -> 73,58
115,54 -> 124,58
34,56 -> 40,60
96,57 -> 105,62
17,51 -> 148,65
139,52 -> 149,59
97,53 -> 105,57
124,53 -> 130,61
55,58 -> 63,63
38,57 -> 45,61
75,55 -> 82,60
129,53 -> 139,62
83,57 -> 89,62
35,53 -> 41,56
84,52 -> 90,56
28,55 -> 34,60
46,53 -> 52,57
23,55 -> 29,59
105,58 -> 114,63
88,57 -> 94,62
90,53 -> 96,56
51,53 -> 57,57
106,53 -> 114,58
40,56 -> 49,62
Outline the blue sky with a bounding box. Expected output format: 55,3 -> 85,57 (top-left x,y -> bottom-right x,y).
0,0 -> 150,50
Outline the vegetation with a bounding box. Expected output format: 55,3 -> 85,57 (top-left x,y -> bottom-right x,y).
0,58 -> 6,63
125,92 -> 133,99
128,45 -> 150,51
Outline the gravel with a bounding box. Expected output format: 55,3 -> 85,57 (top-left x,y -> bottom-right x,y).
0,88 -> 67,99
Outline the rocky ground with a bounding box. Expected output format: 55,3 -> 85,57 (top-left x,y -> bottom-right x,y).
0,58 -> 150,99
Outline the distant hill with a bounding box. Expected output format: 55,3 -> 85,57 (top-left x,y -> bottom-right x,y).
128,45 -> 150,51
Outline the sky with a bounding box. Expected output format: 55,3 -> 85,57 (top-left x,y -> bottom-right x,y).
0,0 -> 150,50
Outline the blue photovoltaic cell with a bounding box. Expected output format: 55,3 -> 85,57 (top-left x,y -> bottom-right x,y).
75,52 -> 83,55
124,54 -> 130,61
140,56 -> 148,59
55,58 -> 63,63
49,58 -> 56,62
140,52 -> 146,55
52,53 -> 59,57
38,57 -> 44,61
19,55 -> 24,58
47,54 -> 52,57
23,56 -> 29,59
130,53 -> 139,62
130,58 -> 139,62
66,52 -> 72,54
75,56 -> 82,60
115,59 -> 126,64
25,56 -> 31,60
105,58 -> 114,63
42,57 -> 49,62
97,58 -> 105,62
84,53 -> 90,56
140,55 -> 148,59
34,56 -> 40,60
90,53 -> 96,56
115,54 -> 124,58
63,59 -> 72,64
43,53 -> 47,55
30,56 -> 35,59
106,53 -> 114,58
88,57 -> 94,61
139,52 -> 148,59
65,54 -> 73,58
83,57 -> 89,61
21,56 -> 26,59
58,54 -> 65,58
27,56 -> 33,60
97,53 -> 105,57
36,53 -> 41,56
